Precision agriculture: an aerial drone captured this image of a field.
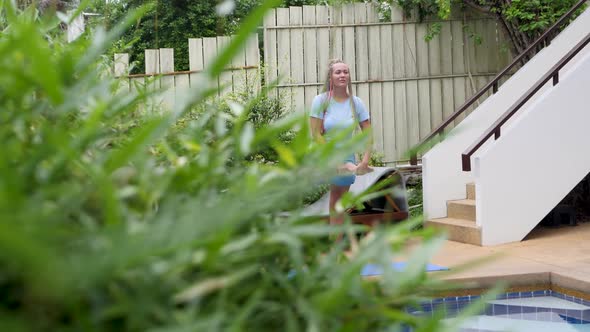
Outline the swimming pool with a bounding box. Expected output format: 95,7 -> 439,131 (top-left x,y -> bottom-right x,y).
410,290 -> 590,331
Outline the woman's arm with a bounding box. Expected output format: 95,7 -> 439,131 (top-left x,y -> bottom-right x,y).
310,117 -> 326,144
358,119 -> 372,167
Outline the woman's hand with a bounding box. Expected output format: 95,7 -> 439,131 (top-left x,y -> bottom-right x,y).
355,161 -> 374,175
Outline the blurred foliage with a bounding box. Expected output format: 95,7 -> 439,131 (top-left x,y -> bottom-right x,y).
407,176 -> 424,220
0,1 -> 479,331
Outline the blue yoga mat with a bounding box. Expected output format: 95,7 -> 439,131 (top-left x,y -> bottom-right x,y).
360,262 -> 449,276
288,262 -> 448,279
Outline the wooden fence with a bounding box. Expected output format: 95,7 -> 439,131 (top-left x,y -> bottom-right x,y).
114,3 -> 512,162
263,3 -> 512,162
113,34 -> 260,111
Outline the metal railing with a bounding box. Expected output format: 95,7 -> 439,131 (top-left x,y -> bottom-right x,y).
461,32 -> 590,171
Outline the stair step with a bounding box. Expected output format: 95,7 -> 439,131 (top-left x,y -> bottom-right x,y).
466,182 -> 475,200
426,217 -> 482,245
447,199 -> 476,221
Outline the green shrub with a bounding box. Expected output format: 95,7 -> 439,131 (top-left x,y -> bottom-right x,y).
0,2 -> 468,331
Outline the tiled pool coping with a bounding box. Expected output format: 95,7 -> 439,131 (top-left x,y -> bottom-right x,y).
410,289 -> 590,323
439,271 -> 590,301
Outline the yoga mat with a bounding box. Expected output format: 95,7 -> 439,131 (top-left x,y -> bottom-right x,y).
288,262 -> 448,279
360,262 -> 449,276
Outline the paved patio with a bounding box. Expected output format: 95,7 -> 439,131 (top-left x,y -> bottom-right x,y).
427,220 -> 590,297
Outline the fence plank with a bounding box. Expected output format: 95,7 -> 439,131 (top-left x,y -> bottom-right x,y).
159,48 -> 175,110
202,37 -> 218,93
175,73 -> 190,109
290,7 -> 305,113
303,5 -> 318,112
394,81 -> 407,158
217,36 -> 232,95
415,23 -> 431,139
263,10 -> 278,95
231,35 -> 247,93
439,22 -> 453,76
276,8 -> 292,110
188,38 -> 204,89
390,3 -> 404,22
144,49 -> 160,112
145,49 -> 159,74
316,6 -> 330,84
366,2 -> 379,22
403,23 -> 419,148
114,53 -> 129,76
488,21 -> 501,71
329,6 -> 343,60
451,20 -> 466,124
380,25 -> 394,160
368,13 -> 383,155
427,24 -> 443,129
354,3 -> 370,115
245,34 -> 260,93
382,81 -> 396,162
342,4 -> 356,91
114,53 -> 130,94
130,77 -> 145,113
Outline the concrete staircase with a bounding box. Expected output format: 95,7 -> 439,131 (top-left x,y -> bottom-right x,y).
426,183 -> 482,245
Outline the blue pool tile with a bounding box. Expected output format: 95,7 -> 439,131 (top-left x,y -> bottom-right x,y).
469,295 -> 481,301
553,292 -> 565,299
507,305 -> 522,315
566,295 -> 574,302
574,297 -> 583,304
532,290 -> 546,297
566,309 -> 583,320
583,310 -> 590,322
421,303 -> 433,312
507,292 -> 520,299
522,306 -> 535,314
457,296 -> 470,302
484,305 -> 493,316
444,296 -> 457,302
551,308 -> 567,322
583,300 -> 590,307
520,291 -> 533,298
496,293 -> 508,300
493,304 -> 508,315
432,302 -> 445,312
432,297 -> 443,304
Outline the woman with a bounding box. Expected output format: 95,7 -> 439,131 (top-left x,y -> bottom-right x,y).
310,59 -> 373,226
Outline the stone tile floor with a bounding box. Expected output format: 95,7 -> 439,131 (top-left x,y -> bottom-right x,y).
428,221 -> 590,292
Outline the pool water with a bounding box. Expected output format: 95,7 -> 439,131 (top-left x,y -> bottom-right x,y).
412,290 -> 590,331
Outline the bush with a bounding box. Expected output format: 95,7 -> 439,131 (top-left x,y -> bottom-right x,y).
0,2 -> 462,331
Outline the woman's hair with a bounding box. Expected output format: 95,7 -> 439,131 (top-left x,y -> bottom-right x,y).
321,59 -> 357,123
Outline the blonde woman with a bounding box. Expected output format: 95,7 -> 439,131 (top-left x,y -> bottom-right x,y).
310,59 -> 373,226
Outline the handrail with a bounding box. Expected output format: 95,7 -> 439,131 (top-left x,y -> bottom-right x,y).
409,0 -> 588,165
461,32 -> 590,171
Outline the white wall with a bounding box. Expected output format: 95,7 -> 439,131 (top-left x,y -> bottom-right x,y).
422,7 -> 590,222
476,49 -> 590,245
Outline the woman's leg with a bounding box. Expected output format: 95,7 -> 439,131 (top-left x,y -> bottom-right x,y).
329,184 -> 350,226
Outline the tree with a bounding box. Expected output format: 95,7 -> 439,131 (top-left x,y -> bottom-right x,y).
394,0 -> 585,60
